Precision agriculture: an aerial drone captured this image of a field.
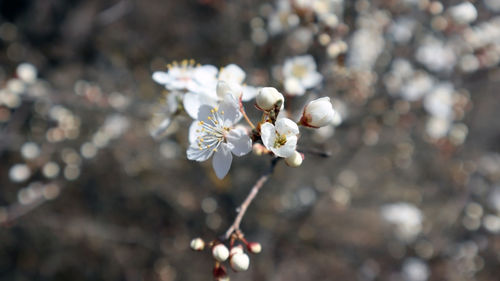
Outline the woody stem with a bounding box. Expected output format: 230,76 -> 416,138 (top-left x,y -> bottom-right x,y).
222,158 -> 279,240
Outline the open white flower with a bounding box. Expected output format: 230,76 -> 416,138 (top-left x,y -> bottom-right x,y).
218,64 -> 258,101
283,55 -> 322,96
183,65 -> 257,119
260,118 -> 300,158
187,94 -> 252,179
152,60 -> 218,92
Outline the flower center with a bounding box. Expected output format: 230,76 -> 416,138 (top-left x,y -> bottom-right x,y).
292,64 -> 307,78
273,133 -> 287,148
196,108 -> 229,152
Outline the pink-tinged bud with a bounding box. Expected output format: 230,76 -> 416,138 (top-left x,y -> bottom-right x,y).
256,87 -> 284,111
212,244 -> 229,262
300,97 -> 336,128
252,143 -> 268,156
190,237 -> 205,251
213,264 -> 228,279
247,242 -> 262,254
230,245 -> 244,256
230,252 -> 250,271
285,151 -> 303,167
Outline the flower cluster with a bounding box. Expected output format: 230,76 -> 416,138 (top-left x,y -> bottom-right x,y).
189,236 -> 262,280
151,59 -> 338,277
150,60 -> 256,138
152,59 -> 337,179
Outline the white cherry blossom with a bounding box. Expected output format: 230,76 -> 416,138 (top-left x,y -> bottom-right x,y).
152,60 -> 218,92
283,55 -> 322,96
187,93 -> 252,179
260,118 -> 300,158
150,91 -> 183,138
182,65 -> 257,119
218,64 -> 258,102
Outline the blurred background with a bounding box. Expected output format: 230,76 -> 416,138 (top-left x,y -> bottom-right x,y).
1,0 -> 500,280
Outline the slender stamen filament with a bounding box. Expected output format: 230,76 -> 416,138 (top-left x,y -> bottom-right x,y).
196,108 -> 231,151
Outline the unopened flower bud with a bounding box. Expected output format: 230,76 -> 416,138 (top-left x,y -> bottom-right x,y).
212,244 -> 229,262
230,245 -> 244,256
230,253 -> 250,271
247,242 -> 262,254
256,87 -> 284,111
285,151 -> 303,167
252,143 -> 267,156
300,97 -> 336,128
190,237 -> 205,251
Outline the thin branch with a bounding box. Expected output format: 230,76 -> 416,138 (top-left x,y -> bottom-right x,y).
239,98 -> 256,130
222,158 -> 279,240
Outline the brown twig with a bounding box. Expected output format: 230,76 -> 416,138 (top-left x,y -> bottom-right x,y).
222,158 -> 280,240
238,97 -> 256,130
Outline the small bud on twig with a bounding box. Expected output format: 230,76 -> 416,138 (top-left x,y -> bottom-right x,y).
230,245 -> 244,256
212,244 -> 230,262
285,151 -> 303,167
230,252 -> 250,272
190,237 -> 205,251
256,87 -> 284,111
300,97 -> 336,128
247,242 -> 262,254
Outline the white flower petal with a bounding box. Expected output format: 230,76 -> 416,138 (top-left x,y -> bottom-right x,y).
187,144 -> 214,162
227,127 -> 252,156
298,55 -> 316,70
282,59 -> 294,77
301,71 -> 323,88
260,122 -> 276,151
275,118 -> 299,136
183,92 -> 217,119
284,77 -> 306,96
197,104 -> 216,122
193,65 -> 218,87
216,80 -> 233,99
188,121 -> 202,143
166,91 -> 182,113
219,94 -> 242,125
219,64 -> 246,84
273,135 -> 297,158
241,85 -> 258,101
212,144 -> 233,179
152,71 -> 171,85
